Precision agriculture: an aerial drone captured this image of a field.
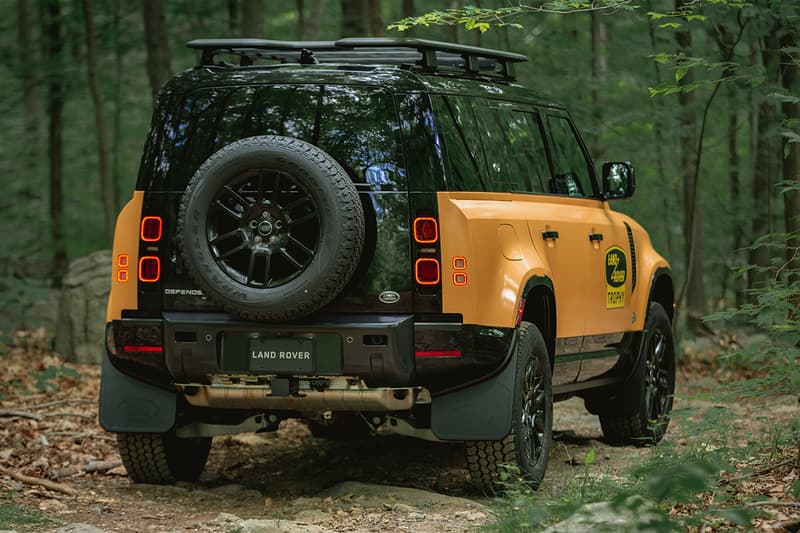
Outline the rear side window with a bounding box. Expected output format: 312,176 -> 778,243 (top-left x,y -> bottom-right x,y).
544,115 -> 596,197
472,106 -> 549,193
434,95 -> 550,193
137,85 -> 405,192
433,95 -> 488,192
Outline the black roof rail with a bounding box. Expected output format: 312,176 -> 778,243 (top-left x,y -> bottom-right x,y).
186,37 -> 528,80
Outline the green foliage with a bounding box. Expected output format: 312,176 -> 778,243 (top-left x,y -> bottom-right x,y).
0,493 -> 53,529
27,364 -> 81,393
389,1 -> 635,33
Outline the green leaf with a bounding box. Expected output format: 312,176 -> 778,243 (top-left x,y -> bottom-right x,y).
584,449 -> 596,466
659,22 -> 682,29
675,66 -> 688,82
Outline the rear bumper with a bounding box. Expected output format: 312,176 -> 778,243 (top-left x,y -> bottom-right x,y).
108,311 -> 515,394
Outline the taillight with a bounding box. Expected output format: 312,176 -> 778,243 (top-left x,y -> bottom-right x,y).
414,217 -> 439,243
415,258 -> 440,285
138,256 -> 161,282
415,350 -> 462,358
123,345 -> 163,353
140,216 -> 162,241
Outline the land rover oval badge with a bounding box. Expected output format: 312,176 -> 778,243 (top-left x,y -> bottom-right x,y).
379,291 -> 400,304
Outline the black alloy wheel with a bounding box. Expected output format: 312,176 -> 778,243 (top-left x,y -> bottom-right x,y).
466,322 -> 553,494
208,169 -> 320,288
598,302 -> 675,445
178,135 -> 364,322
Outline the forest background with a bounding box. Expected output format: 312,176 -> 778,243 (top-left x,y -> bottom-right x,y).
1,0 -> 799,338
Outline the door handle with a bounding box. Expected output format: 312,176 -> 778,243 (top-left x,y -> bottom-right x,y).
542,230 -> 559,240
589,233 -> 604,242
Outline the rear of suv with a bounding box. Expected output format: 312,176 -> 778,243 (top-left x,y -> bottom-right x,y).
100,38 -> 676,493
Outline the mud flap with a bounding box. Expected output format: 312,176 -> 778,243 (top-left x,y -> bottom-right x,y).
99,349 -> 176,433
430,349 -> 516,441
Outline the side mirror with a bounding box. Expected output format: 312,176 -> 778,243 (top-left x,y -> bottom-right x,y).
602,161 -> 635,200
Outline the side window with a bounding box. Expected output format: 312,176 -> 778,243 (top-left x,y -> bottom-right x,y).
472,106 -> 549,193
432,95 -> 488,191
545,115 -> 596,197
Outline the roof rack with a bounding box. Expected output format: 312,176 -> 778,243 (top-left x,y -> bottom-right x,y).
186,37 -> 528,81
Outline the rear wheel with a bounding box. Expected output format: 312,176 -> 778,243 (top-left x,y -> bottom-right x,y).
466,322 -> 553,494
117,432 -> 211,484
599,302 -> 675,445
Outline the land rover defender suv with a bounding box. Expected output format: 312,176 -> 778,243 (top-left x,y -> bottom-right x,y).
100,38 -> 676,493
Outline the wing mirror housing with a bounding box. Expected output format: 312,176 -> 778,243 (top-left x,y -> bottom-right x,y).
602,161 -> 635,200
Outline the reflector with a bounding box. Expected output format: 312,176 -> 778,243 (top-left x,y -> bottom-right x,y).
415,350 -> 462,358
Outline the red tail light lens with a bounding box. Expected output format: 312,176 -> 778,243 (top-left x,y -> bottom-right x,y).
414,217 -> 439,244
415,350 -> 462,358
123,345 -> 163,353
415,258 -> 440,285
140,216 -> 163,242
138,256 -> 161,282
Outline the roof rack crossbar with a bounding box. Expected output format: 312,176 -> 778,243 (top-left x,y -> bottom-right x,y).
186,37 -> 527,80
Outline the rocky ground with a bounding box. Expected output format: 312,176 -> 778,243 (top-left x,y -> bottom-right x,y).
0,329 -> 797,532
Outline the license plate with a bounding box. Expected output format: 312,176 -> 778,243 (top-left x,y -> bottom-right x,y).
249,337 -> 314,373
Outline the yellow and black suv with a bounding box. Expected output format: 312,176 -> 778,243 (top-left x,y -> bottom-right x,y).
101,38 -> 675,492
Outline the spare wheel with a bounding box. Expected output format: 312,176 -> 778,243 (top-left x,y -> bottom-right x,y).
177,135 -> 365,321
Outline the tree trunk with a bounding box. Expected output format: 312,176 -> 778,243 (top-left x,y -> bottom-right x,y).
81,0 -> 116,244
241,0 -> 264,37
367,0 -> 383,37
714,25 -> 744,306
296,0 -> 304,39
42,0 -> 67,286
675,0 -> 705,332
142,0 -> 171,100
589,12 -> 608,160
781,27 -> 800,286
341,0 -> 367,37
17,0 -> 38,202
446,0 -> 462,44
112,0 -> 123,209
302,0 -> 323,40
645,0 -> 674,262
228,0 -> 238,35
401,0 -> 414,36
748,29 -> 780,293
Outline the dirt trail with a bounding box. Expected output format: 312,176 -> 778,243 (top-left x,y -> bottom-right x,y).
1,338 -> 797,532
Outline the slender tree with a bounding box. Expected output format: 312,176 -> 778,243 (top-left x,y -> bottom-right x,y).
780,24 -> 800,280
589,11 -> 608,160
228,0 -> 238,35
749,19 -> 781,292
142,0 -> 172,100
241,0 -> 264,37
17,0 -> 39,204
42,0 -> 67,285
81,0 -> 116,243
675,0 -> 705,332
341,0 -> 367,37
297,0 -> 323,40
368,0 -> 383,37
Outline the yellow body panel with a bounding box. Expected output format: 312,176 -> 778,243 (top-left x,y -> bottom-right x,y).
106,191 -> 144,322
438,191 -> 669,336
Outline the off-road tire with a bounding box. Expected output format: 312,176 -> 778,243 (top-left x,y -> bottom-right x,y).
466,322 -> 553,494
177,135 -> 364,322
117,432 -> 212,484
599,302 -> 675,446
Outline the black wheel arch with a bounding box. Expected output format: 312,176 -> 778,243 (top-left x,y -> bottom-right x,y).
520,276 -> 556,371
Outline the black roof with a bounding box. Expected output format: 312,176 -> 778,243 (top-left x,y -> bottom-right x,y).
186,37 -> 528,81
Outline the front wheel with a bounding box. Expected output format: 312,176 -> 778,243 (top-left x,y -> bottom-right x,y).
117,432 -> 212,484
466,322 -> 553,494
599,302 -> 676,445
